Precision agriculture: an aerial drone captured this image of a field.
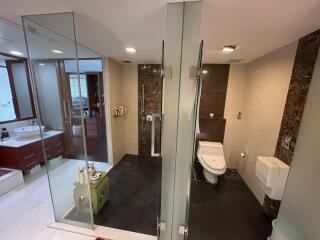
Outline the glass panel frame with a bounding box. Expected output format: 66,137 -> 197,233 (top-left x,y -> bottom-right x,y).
160,2 -> 202,240
22,12 -> 94,229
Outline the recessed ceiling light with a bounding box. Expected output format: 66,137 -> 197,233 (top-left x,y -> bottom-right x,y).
202,70 -> 208,74
51,49 -> 63,54
39,63 -> 45,66
126,47 -> 136,53
222,45 -> 236,53
10,50 -> 23,56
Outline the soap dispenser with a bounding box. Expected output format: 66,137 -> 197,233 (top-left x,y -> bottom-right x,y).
1,128 -> 9,141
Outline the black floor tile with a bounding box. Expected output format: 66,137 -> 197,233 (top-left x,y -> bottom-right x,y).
94,154 -> 162,236
188,169 -> 272,240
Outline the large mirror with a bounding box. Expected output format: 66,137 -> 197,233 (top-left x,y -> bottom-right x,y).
0,53 -> 35,123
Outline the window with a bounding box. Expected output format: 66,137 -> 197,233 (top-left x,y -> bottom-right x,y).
0,62 -> 16,122
69,74 -> 88,109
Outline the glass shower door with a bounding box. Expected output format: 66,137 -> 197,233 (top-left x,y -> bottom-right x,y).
22,12 -> 94,228
160,1 -> 202,240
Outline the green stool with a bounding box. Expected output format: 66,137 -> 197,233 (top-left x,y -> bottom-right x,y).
73,172 -> 109,215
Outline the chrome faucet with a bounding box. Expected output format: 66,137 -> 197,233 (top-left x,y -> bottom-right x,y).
31,119 -> 38,126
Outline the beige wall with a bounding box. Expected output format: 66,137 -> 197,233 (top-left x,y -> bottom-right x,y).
224,42 -> 298,203
224,64 -> 247,168
106,58 -> 125,166
104,59 -> 139,165
123,65 -> 138,155
272,51 -> 320,240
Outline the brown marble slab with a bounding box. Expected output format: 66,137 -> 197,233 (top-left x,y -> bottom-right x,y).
138,64 -> 162,156
274,29 -> 320,166
263,29 -> 320,219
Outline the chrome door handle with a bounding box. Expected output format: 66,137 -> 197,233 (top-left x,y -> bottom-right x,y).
67,99 -> 72,125
63,99 -> 68,120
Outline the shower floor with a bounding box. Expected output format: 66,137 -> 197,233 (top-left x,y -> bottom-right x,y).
65,154 -> 162,236
94,154 -> 161,235
189,166 -> 272,240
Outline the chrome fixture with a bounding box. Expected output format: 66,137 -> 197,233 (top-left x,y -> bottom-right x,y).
151,114 -> 161,157
141,84 -> 145,114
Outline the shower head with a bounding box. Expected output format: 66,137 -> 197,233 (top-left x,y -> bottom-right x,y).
140,64 -> 151,69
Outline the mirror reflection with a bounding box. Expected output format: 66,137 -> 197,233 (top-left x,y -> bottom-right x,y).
0,54 -> 35,123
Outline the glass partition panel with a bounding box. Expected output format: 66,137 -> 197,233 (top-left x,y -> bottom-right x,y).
160,2 -> 202,240
22,12 -> 93,228
74,43 -> 108,170
160,3 -> 184,240
171,2 -> 202,240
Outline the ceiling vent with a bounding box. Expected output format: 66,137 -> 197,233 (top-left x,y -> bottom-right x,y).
122,60 -> 132,64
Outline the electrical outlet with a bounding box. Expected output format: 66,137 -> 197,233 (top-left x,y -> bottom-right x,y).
281,135 -> 291,150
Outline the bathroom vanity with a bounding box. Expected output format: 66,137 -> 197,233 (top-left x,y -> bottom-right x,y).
0,131 -> 64,171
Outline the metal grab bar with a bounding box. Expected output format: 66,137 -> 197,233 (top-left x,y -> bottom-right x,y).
141,84 -> 145,113
151,113 -> 161,156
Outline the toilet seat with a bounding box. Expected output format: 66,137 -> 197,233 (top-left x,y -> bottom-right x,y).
201,154 -> 225,170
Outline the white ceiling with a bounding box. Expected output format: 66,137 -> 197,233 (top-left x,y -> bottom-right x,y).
0,0 -> 320,63
0,18 -> 26,56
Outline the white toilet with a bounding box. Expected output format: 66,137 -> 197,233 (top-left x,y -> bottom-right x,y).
196,141 -> 226,184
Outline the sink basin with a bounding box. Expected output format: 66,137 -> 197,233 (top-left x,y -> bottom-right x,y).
14,126 -> 45,139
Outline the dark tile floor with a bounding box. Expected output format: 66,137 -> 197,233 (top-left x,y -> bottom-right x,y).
189,164 -> 272,240
94,154 -> 162,236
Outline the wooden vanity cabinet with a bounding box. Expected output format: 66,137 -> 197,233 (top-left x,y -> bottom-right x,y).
0,142 -> 44,171
0,133 -> 64,171
43,134 -> 64,160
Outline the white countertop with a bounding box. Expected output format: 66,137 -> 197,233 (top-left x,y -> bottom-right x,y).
0,130 -> 63,148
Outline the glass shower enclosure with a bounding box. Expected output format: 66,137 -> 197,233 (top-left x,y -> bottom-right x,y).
22,12 -> 97,228
22,1 -> 202,238
160,1 -> 202,240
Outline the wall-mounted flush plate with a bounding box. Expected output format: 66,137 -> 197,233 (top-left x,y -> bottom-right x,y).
281,135 -> 291,150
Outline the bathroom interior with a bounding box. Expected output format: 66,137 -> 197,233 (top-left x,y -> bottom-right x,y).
0,12 -> 163,236
0,1 -> 320,240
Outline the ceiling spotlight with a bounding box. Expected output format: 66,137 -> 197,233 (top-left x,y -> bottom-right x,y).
202,70 -> 208,74
126,47 -> 136,53
10,50 -> 23,56
222,45 -> 236,53
51,49 -> 63,54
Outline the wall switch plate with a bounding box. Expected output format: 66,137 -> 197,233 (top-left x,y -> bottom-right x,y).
157,221 -> 166,231
178,225 -> 188,236
281,135 -> 291,150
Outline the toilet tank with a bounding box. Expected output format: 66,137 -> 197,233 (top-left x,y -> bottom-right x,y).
255,156 -> 290,200
197,141 -> 224,156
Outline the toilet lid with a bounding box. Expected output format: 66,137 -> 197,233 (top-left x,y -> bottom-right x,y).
201,154 -> 225,170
